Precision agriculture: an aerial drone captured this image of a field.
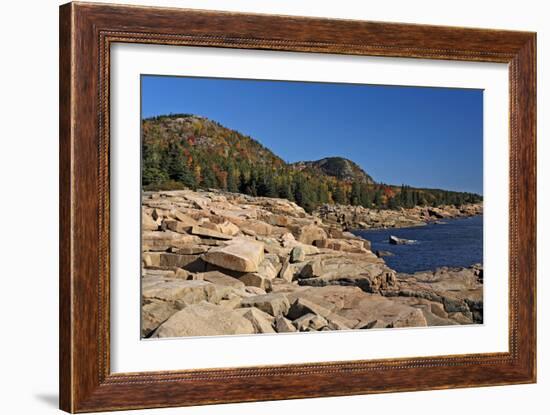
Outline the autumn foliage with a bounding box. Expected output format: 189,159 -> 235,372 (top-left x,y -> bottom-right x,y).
142,114 -> 482,212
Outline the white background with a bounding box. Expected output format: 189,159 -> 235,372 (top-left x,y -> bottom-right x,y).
111,45 -> 509,372
0,0 -> 547,414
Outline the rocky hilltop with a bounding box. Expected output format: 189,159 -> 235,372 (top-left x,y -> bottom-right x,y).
141,189 -> 483,338
291,157 -> 375,184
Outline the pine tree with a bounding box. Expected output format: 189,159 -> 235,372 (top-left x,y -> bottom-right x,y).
318,182 -> 330,204
333,183 -> 346,204
350,181 -> 361,206
405,186 -> 413,208
238,170 -> 248,194
201,165 -> 216,188
166,142 -> 195,188
142,142 -> 168,185
248,168 -> 258,196
265,175 -> 278,198
227,165 -> 239,193
278,178 -> 294,201
360,184 -> 373,208
388,196 -> 398,210
374,188 -> 384,208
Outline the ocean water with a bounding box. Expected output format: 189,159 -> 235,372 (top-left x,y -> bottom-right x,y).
353,215 -> 483,274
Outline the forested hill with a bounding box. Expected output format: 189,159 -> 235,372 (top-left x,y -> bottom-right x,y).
142,114 -> 482,212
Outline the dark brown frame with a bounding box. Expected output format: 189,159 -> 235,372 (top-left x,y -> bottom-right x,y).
59,2 -> 537,412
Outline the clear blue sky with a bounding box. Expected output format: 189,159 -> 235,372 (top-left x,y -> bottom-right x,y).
141,75 -> 483,194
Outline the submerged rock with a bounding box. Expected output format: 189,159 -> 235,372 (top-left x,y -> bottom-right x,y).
389,235 -> 416,245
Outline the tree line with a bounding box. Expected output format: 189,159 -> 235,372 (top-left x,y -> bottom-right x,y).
142,115 -> 482,212
143,139 -> 481,212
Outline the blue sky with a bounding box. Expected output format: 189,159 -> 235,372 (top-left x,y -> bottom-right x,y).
142,75 -> 483,195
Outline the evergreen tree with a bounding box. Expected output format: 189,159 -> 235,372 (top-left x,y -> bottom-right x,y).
142,141 -> 168,185
399,184 -> 407,206
227,165 -> 239,193
332,183 -> 346,204
405,186 -> 413,208
201,165 -> 216,189
294,175 -> 318,212
238,170 -> 248,194
350,181 -> 361,206
318,182 -> 330,204
266,176 -> 278,198
360,184 -> 373,208
387,196 -> 398,210
166,142 -> 195,188
374,188 -> 384,208
248,168 -> 258,196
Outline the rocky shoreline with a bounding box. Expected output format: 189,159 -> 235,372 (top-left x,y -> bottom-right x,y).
315,201 -> 483,230
141,189 -> 483,338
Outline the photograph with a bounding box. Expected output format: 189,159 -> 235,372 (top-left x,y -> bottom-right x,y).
47,1 -> 538,412
140,75 -> 485,339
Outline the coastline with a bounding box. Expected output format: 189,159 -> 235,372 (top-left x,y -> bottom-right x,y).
352,214 -> 483,274
315,201 -> 483,231
141,188 -> 483,337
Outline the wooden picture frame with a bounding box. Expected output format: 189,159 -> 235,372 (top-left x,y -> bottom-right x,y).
59,2 -> 536,412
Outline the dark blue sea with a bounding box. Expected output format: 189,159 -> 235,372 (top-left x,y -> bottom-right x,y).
353,215 -> 483,273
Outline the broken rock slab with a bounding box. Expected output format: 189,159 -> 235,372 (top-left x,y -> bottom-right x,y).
274,316 -> 297,333
239,273 -> 273,291
240,293 -> 290,318
234,307 -> 276,334
196,271 -> 245,289
141,300 -> 178,337
190,225 -> 234,240
142,278 -> 219,309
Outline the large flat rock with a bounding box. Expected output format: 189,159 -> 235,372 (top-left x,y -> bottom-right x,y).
142,231 -> 200,251
314,238 -> 369,254
396,264 -> 483,323
196,271 -> 245,289
157,252 -> 206,272
297,253 -> 397,293
286,285 -> 427,329
190,225 -> 234,240
142,278 -> 219,308
152,302 -> 255,337
202,238 -> 264,272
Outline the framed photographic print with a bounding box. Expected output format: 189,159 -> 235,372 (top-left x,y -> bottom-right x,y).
59,2 -> 536,412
